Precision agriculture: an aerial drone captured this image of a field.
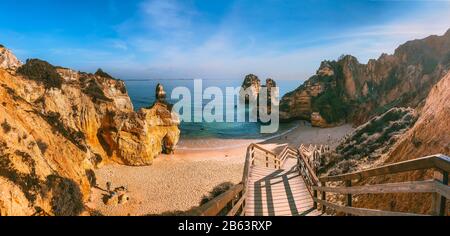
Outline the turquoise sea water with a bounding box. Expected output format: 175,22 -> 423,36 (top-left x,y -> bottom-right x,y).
125,79 -> 300,140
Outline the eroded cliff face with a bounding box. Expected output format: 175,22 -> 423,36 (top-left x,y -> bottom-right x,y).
280,29 -> 450,127
352,71 -> 450,214
0,47 -> 180,215
0,46 -> 22,72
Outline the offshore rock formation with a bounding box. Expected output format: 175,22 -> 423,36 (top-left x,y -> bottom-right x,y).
241,74 -> 277,113
280,29 -> 450,127
241,74 -> 262,101
0,46 -> 179,215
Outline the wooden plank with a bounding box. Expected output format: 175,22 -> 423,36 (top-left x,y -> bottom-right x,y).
298,150 -> 320,184
247,192 -> 312,201
345,180 -> 352,209
191,184 -> 244,216
247,187 -> 310,194
246,195 -> 313,204
312,180 -> 437,195
321,181 -> 326,213
435,180 -> 450,199
431,170 -> 448,216
313,198 -> 427,216
320,155 -> 438,182
227,193 -> 247,216
433,155 -> 450,173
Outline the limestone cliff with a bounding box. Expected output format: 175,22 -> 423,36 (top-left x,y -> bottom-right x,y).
280,29 -> 450,127
241,74 -> 277,114
0,47 -> 180,215
353,71 -> 450,214
0,46 -> 22,72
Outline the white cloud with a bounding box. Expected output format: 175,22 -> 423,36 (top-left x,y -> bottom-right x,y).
140,0 -> 196,31
43,0 -> 448,81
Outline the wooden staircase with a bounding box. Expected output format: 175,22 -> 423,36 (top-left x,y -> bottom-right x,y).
245,163 -> 320,216
191,143 -> 450,216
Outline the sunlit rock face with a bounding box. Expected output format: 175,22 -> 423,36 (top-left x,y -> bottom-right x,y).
280,29 -> 450,127
0,46 -> 22,72
99,98 -> 180,166
0,46 -> 180,215
354,71 -> 450,214
241,74 -> 278,114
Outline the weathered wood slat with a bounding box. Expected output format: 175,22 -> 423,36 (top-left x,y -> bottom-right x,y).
433,155 -> 450,173
313,198 -> 427,216
320,155 -> 439,182
227,193 -> 247,216
312,180 -> 437,195
435,181 -> 450,199
298,151 -> 320,184
191,184 -> 244,216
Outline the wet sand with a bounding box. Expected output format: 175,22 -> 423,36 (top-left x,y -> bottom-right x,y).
87,123 -> 353,216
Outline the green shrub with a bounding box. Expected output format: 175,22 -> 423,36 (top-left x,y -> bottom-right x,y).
312,90 -> 349,123
17,59 -> 63,89
422,57 -> 438,75
1,120 -> 11,134
442,52 -> 450,66
200,182 -> 235,206
0,152 -> 41,203
36,139 -> 48,155
41,112 -> 87,152
45,175 -> 84,216
82,78 -> 113,103
95,68 -> 114,79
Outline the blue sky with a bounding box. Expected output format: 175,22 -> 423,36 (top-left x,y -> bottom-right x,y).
1,0 -> 449,80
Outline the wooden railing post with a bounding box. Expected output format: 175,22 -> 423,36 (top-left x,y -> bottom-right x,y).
313,189 -> 318,209
266,152 -> 269,168
432,170 -> 448,216
345,180 -> 352,216
251,147 -> 255,165
321,181 -> 326,213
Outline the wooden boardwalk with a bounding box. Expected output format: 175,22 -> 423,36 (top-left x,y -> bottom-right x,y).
245,157 -> 322,216
192,143 -> 449,217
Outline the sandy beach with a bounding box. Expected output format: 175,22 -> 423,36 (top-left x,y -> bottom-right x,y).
87,123 -> 353,216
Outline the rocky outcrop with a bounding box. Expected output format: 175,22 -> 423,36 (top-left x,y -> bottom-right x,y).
241,74 -> 261,102
0,46 -> 22,72
99,100 -> 180,166
241,74 -> 277,113
320,107 -> 418,176
0,46 -> 180,215
353,71 -> 450,214
280,29 -> 450,127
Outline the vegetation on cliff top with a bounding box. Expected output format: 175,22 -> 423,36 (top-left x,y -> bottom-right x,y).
82,78 -> 114,103
95,68 -> 115,79
17,59 -> 63,89
319,107 -> 417,176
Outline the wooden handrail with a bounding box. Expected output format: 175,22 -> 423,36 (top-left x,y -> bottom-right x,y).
193,141 -> 450,216
190,184 -> 244,216
320,154 -> 448,182
298,150 -> 320,185
313,180 -> 437,195
296,148 -> 450,216
312,198 -> 427,216
193,143 -> 281,216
